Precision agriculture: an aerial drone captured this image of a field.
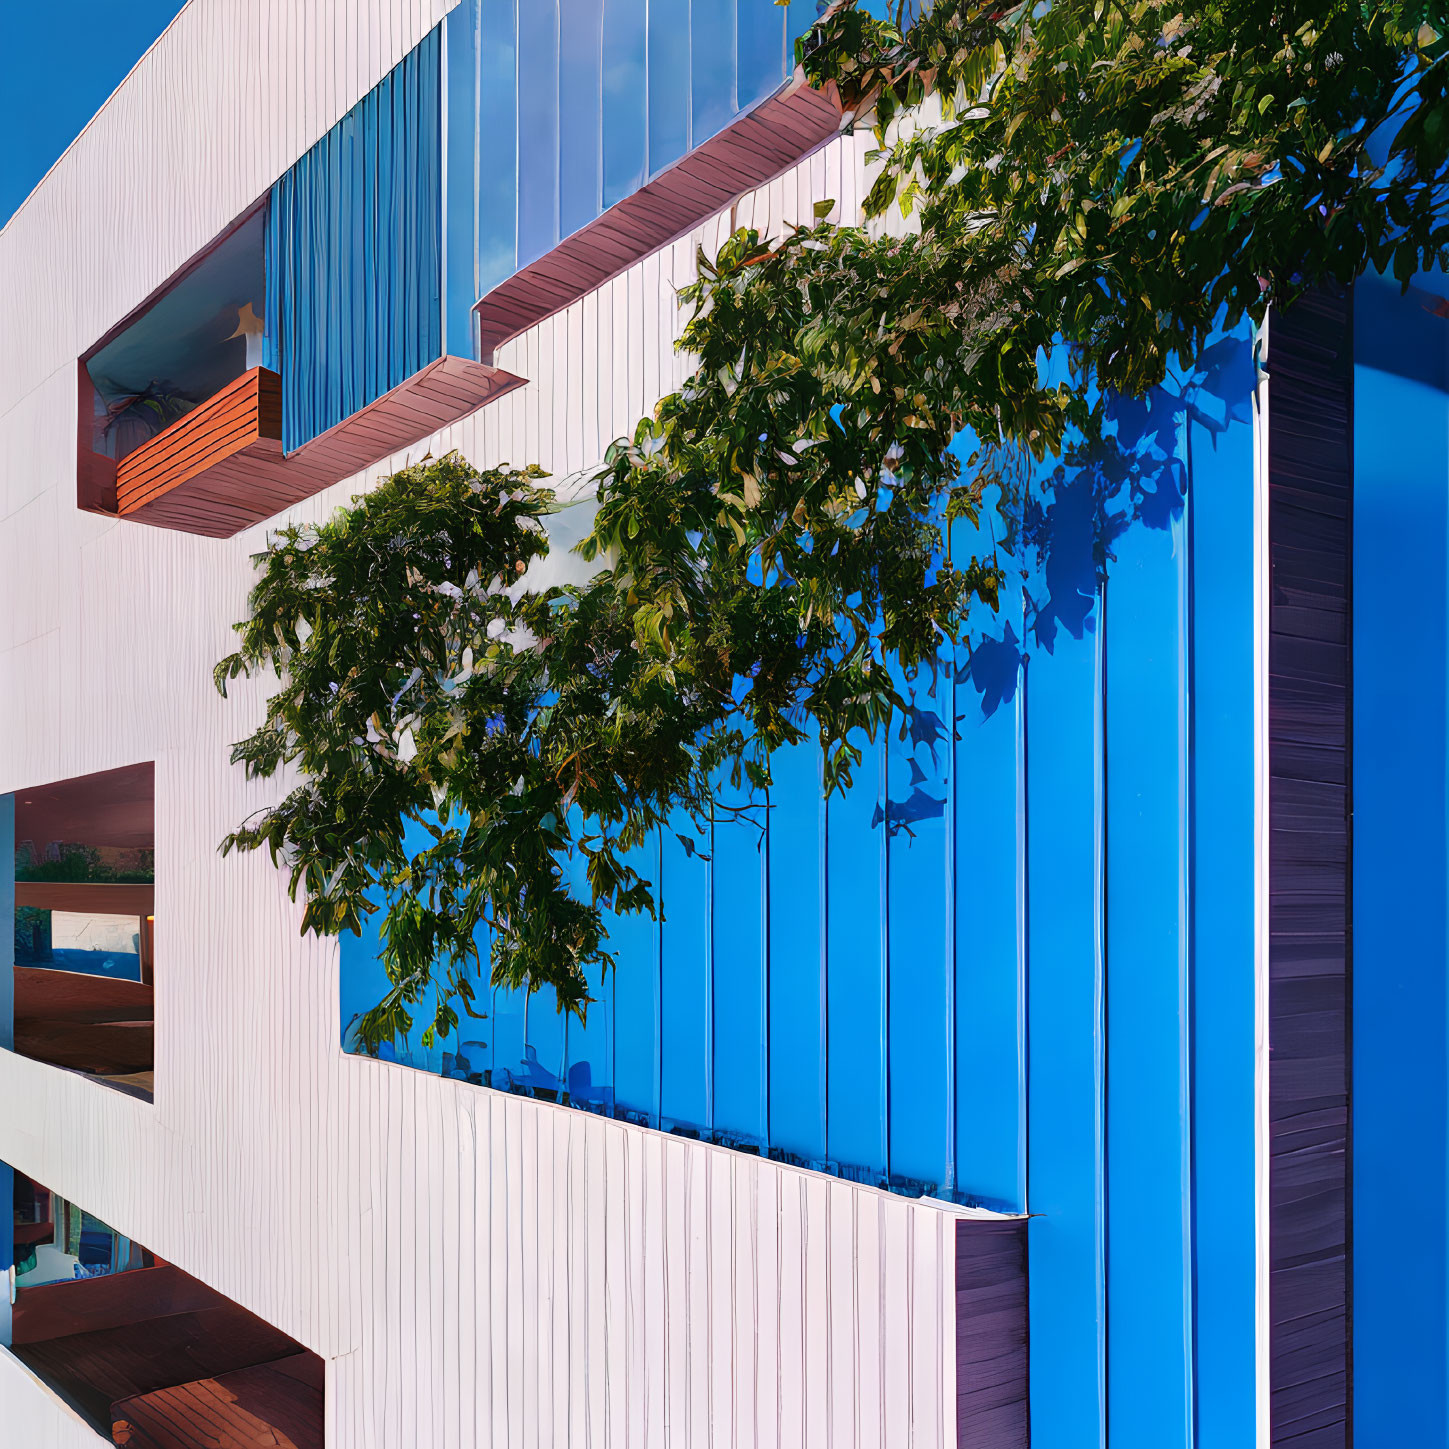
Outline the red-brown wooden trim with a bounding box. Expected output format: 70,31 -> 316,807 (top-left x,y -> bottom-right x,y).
114,368 -> 278,513
474,70 -> 843,359
15,881 -> 155,916
11,1266 -> 216,1346
76,361 -> 118,517
13,967 -> 153,1025
103,356 -> 524,538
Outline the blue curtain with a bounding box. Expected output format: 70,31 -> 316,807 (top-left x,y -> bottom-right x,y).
265,29 -> 443,453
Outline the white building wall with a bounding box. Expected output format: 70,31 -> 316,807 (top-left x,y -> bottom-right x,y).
0,5 -> 975,1444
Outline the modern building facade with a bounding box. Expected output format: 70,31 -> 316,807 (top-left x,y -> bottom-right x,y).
0,1 -> 1431,1446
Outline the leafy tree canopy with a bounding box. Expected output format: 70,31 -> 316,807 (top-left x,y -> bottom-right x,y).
219,0 -> 1449,1050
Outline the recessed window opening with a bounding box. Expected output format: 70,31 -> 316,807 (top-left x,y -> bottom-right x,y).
82,210 -> 265,465
10,764 -> 155,1102
6,1168 -> 324,1448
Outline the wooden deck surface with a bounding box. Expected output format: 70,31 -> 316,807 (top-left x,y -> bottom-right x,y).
11,1267 -> 321,1446
11,1305 -> 303,1431
111,1355 -> 324,1449
14,966 -> 154,1077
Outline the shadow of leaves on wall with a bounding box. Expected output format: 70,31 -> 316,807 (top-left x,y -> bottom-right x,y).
879,331 -> 1255,835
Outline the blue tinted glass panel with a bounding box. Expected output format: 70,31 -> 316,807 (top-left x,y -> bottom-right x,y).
659,821 -> 712,1131
1104,502 -> 1193,1445
765,744 -> 826,1165
691,0 -> 735,147
611,837 -> 662,1125
516,0 -> 560,266
476,0 -> 518,293
738,0 -> 785,111
884,665 -> 952,1189
559,0 -> 603,239
709,788 -> 768,1147
785,0 -> 825,58
1024,595 -> 1107,1446
267,29 -> 442,451
950,477 -> 1027,1211
602,0 -> 647,207
444,0 -> 481,355
647,0 -> 691,176
824,737 -> 887,1180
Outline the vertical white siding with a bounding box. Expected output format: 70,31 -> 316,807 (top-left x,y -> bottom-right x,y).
0,6 -> 977,1441
0,0 -> 455,412
0,1350 -> 103,1448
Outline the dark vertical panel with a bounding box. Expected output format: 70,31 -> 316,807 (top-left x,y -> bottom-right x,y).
1351,274 -> 1448,1441
955,1217 -> 1029,1449
602,0 -> 648,208
559,0 -> 604,240
516,0 -> 560,267
647,0 -> 691,176
1268,288 -> 1352,1447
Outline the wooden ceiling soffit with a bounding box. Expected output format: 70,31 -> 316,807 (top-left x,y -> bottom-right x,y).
474,70 -> 844,360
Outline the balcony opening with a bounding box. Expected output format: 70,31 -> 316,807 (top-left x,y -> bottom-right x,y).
9,764 -> 155,1102
75,30 -> 524,541
84,209 -> 266,468
6,1168 -> 323,1449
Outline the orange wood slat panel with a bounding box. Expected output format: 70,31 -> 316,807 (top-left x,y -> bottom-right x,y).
119,358 -> 526,538
115,368 -> 278,515
116,391 -> 261,487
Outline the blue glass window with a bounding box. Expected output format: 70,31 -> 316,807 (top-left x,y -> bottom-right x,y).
647,0 -> 691,175
560,0 -> 605,238
516,0 -> 561,266
739,0 -> 786,112
476,0 -> 518,294
691,0 -> 736,148
602,0 -> 648,207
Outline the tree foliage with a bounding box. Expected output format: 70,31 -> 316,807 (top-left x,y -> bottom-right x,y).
220,0 -> 1449,1050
